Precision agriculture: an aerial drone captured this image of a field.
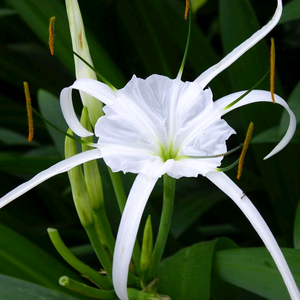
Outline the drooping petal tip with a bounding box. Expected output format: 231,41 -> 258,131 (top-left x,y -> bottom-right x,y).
113,174 -> 158,300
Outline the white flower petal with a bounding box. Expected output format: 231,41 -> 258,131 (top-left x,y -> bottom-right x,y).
113,173 -> 158,300
195,0 -> 282,88
96,75 -> 235,178
60,78 -> 117,137
0,149 -> 102,209
206,171 -> 300,300
214,90 -> 296,159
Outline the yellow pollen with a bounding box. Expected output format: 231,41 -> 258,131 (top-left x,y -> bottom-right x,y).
49,16 -> 56,55
237,122 -> 254,180
23,82 -> 34,142
185,0 -> 190,20
270,37 -> 275,103
79,31 -> 83,50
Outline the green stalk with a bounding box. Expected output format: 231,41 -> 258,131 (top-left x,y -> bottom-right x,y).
146,174 -> 176,281
65,130 -> 112,280
48,228 -> 112,290
59,276 -> 116,299
108,168 -> 127,212
85,224 -> 113,280
81,107 -> 116,256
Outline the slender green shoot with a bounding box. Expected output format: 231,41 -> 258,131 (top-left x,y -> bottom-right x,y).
59,276 -> 116,299
47,228 -> 112,290
146,175 -> 176,281
177,2 -> 192,79
224,69 -> 270,110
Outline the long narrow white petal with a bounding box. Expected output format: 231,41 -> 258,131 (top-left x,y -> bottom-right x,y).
195,0 -> 282,88
214,90 -> 296,159
60,78 -> 117,137
113,173 -> 158,300
206,171 -> 300,300
0,149 -> 102,209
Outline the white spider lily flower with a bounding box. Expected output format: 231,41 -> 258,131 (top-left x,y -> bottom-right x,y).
0,0 -> 299,299
61,74 -> 297,300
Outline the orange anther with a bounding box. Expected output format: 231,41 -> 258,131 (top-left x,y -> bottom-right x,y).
23,82 -> 34,142
270,37 -> 275,103
237,122 -> 254,180
185,0 -> 190,20
49,17 -> 56,55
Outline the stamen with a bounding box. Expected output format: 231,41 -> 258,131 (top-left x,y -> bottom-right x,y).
217,158 -> 239,172
185,0 -> 190,20
177,143 -> 243,160
177,0 -> 192,79
49,16 -> 56,55
237,122 -> 254,180
23,82 -> 34,142
30,106 -> 95,147
72,51 -> 117,91
270,37 -> 276,103
224,70 -> 269,110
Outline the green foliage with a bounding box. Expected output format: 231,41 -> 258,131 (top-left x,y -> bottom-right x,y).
213,248 -> 300,300
0,0 -> 300,298
157,238 -> 237,300
0,274 -> 82,300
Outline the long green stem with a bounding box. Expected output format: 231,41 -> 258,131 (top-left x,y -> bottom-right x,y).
85,224 -> 113,280
146,174 -> 176,281
47,228 -> 112,290
59,276 -> 116,299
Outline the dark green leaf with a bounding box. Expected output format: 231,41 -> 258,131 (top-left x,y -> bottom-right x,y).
0,223 -> 90,299
157,238 -> 237,300
0,274 -> 81,300
294,200 -> 300,249
213,248 -> 300,300
38,89 -> 68,157
279,0 -> 300,24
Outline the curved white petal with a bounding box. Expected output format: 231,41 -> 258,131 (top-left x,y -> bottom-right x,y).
206,171 -> 300,300
195,0 -> 282,88
0,149 -> 102,209
60,78 -> 117,137
214,90 -> 296,159
113,173 -> 158,300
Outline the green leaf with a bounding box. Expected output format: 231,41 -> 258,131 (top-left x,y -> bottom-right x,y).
0,127 -> 38,146
0,153 -> 60,174
191,0 -> 208,13
4,0 -> 126,87
157,238 -> 237,300
279,0 -> 300,24
0,8 -> 16,18
251,126 -> 282,144
280,79 -> 300,135
0,274 -> 81,300
220,0 -> 299,243
0,223 -> 90,299
38,89 -> 68,157
294,200 -> 300,249
213,248 -> 300,300
115,0 -> 230,96
170,190 -> 225,238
